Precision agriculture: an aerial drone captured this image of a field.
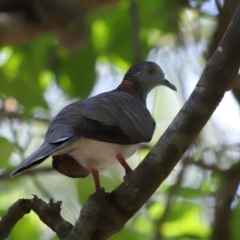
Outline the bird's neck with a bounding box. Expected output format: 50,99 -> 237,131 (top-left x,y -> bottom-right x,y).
117,79 -> 147,105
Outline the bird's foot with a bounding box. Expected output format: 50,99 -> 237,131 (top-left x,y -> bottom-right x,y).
116,153 -> 132,185
116,153 -> 132,174
91,169 -> 105,192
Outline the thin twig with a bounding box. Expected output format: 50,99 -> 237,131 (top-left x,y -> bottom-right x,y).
129,0 -> 141,63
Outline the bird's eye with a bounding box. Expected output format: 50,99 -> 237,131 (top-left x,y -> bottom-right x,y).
147,67 -> 154,75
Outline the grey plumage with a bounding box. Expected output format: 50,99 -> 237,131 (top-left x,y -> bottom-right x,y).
10,61 -> 176,191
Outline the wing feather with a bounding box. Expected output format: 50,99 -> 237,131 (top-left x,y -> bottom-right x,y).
81,91 -> 155,142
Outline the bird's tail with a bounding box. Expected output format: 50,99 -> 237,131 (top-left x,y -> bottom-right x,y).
10,143 -> 56,177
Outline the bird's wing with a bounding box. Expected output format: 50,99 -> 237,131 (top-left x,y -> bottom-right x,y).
78,91 -> 156,143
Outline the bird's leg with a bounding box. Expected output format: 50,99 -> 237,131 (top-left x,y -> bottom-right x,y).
91,169 -> 104,192
116,153 -> 132,183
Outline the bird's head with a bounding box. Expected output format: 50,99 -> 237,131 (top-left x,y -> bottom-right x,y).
119,61 -> 177,103
126,61 -> 176,92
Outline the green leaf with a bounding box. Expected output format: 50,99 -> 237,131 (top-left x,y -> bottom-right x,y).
88,0 -> 183,65
139,0 -> 181,33
54,40 -> 97,98
0,35 -> 56,114
161,202 -> 210,238
0,137 -> 14,168
164,186 -> 207,199
230,202 -> 240,240
88,5 -> 148,63
17,34 -> 56,72
109,226 -> 145,240
9,213 -> 41,240
0,69 -> 47,113
164,201 -> 196,222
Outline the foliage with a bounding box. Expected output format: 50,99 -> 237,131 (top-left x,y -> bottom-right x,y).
0,0 -> 240,239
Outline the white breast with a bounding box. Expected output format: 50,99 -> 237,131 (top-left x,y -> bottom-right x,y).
52,138 -> 140,171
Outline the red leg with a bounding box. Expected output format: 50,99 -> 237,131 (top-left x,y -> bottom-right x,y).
91,169 -> 104,192
116,153 -> 132,174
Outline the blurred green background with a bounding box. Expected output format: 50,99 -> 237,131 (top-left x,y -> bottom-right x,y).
0,0 -> 240,239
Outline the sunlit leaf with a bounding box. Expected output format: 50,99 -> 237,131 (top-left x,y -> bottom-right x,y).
164,186 -> 208,199
133,217 -> 154,234
109,226 -> 145,240
230,201 -> 240,240
162,202 -> 210,238
9,213 -> 41,240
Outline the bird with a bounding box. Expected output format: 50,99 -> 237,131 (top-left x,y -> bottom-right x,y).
10,61 -> 177,191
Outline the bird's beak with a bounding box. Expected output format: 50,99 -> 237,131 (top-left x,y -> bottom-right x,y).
159,78 -> 177,91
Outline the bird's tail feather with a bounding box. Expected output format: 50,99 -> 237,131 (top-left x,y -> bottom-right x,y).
10,143 -> 58,177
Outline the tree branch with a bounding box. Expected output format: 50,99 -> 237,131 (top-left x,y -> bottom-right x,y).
0,196 -> 73,239
0,198 -> 32,239
31,196 -> 73,239
190,159 -> 224,173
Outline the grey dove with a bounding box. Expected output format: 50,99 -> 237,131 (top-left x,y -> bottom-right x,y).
10,61 -> 177,191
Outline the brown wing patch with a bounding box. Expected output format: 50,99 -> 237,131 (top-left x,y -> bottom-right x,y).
52,154 -> 90,178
